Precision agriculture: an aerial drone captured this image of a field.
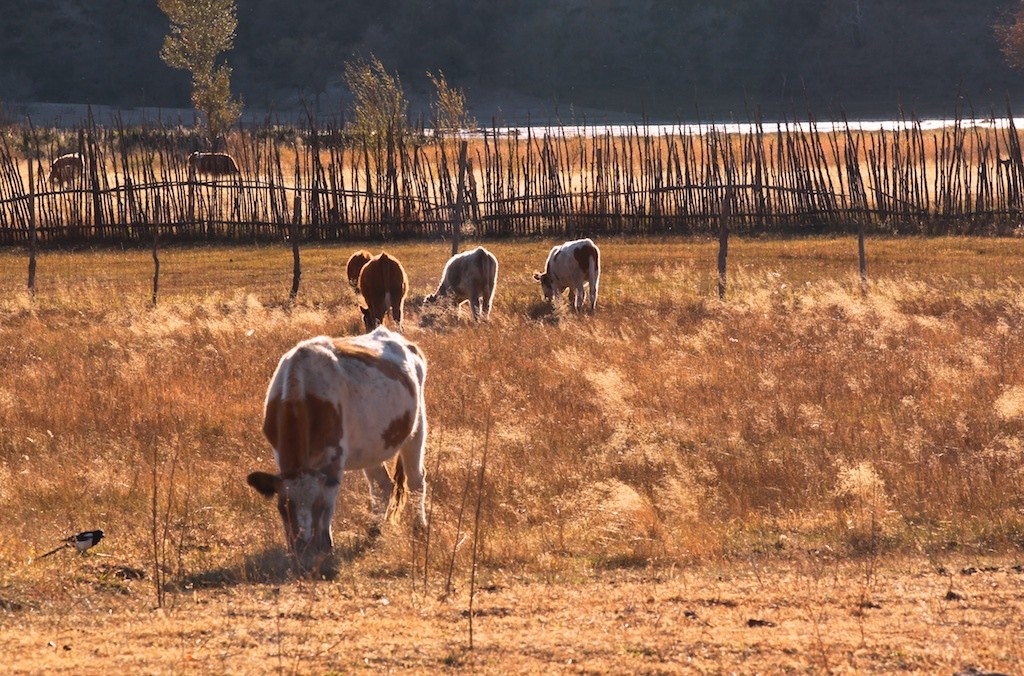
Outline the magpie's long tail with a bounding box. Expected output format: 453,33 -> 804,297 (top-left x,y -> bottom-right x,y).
36,543 -> 69,560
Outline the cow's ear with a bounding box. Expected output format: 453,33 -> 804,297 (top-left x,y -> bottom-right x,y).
247,471 -> 280,497
533,271 -> 542,280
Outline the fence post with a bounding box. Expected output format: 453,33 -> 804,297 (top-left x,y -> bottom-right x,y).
718,184 -> 732,300
86,122 -> 103,238
188,162 -> 196,238
290,195 -> 301,299
452,140 -> 468,257
27,161 -> 37,295
152,195 -> 160,306
858,219 -> 868,297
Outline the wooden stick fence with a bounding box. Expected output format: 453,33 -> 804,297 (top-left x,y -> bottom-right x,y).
2,109 -> 1024,246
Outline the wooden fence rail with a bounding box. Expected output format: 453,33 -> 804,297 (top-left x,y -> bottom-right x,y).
2,109 -> 1023,246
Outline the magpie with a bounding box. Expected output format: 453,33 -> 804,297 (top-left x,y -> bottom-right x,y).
37,530 -> 105,559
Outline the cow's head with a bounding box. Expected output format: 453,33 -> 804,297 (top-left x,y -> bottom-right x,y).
533,271 -> 555,301
359,305 -> 379,332
247,469 -> 339,563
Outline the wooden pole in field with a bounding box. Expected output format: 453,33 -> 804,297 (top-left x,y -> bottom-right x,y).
86,117 -> 104,238
290,195 -> 301,299
152,195 -> 161,306
27,161 -> 37,294
718,184 -> 732,300
858,218 -> 868,296
452,140 -> 468,257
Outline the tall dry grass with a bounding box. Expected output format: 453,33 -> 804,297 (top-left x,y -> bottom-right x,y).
0,237 -> 1022,604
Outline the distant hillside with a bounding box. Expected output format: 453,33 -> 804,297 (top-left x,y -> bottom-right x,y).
2,0 -> 1023,123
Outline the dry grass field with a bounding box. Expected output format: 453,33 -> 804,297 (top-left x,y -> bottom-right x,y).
0,236 -> 1023,673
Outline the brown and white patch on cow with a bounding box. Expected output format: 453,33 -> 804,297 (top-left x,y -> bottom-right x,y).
573,243 -> 598,276
381,411 -> 414,448
262,394 -> 343,474
330,338 -> 417,397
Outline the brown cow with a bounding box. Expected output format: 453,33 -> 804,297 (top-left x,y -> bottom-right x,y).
48,153 -> 84,186
346,249 -> 373,287
187,151 -> 240,177
357,252 -> 408,332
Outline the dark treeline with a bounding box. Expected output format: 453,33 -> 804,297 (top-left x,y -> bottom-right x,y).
3,108 -> 1024,246
0,0 -> 1021,120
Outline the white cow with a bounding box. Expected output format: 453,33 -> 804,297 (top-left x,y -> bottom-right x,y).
424,246 -> 498,320
247,327 -> 427,568
533,238 -> 601,313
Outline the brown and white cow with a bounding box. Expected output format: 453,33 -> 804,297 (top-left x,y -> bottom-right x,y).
345,249 -> 373,287
424,246 -> 498,320
187,151 -> 240,177
533,238 -> 601,313
357,252 -> 408,332
247,327 -> 428,567
48,153 -> 84,186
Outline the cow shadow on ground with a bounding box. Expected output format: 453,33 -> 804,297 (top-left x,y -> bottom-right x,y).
417,303 -> 460,331
173,531 -> 381,589
526,300 -> 561,324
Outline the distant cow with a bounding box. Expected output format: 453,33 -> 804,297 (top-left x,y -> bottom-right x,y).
358,252 -> 408,332
247,327 -> 428,567
424,246 -> 498,320
48,153 -> 84,186
533,238 -> 601,313
187,151 -> 240,177
346,249 -> 373,287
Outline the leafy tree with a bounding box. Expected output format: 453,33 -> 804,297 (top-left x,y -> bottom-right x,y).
428,69 -> 475,140
158,0 -> 242,146
996,2 -> 1024,71
343,54 -> 409,140
343,54 -> 409,231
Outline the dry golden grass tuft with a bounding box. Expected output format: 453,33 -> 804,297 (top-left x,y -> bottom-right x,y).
0,236 -> 1023,672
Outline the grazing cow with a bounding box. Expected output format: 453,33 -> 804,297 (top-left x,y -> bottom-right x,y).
357,252 -> 408,332
345,249 -> 373,287
534,238 -> 601,313
424,247 -> 499,321
247,327 -> 428,566
48,153 -> 84,186
187,151 -> 240,177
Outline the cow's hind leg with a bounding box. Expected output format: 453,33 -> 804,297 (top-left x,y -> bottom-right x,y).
398,413 -> 428,535
391,301 -> 404,332
364,463 -> 394,536
573,285 -> 586,313
482,282 -> 494,319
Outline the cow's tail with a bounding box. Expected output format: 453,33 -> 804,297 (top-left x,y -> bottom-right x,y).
385,456 -> 408,524
479,249 -> 497,305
